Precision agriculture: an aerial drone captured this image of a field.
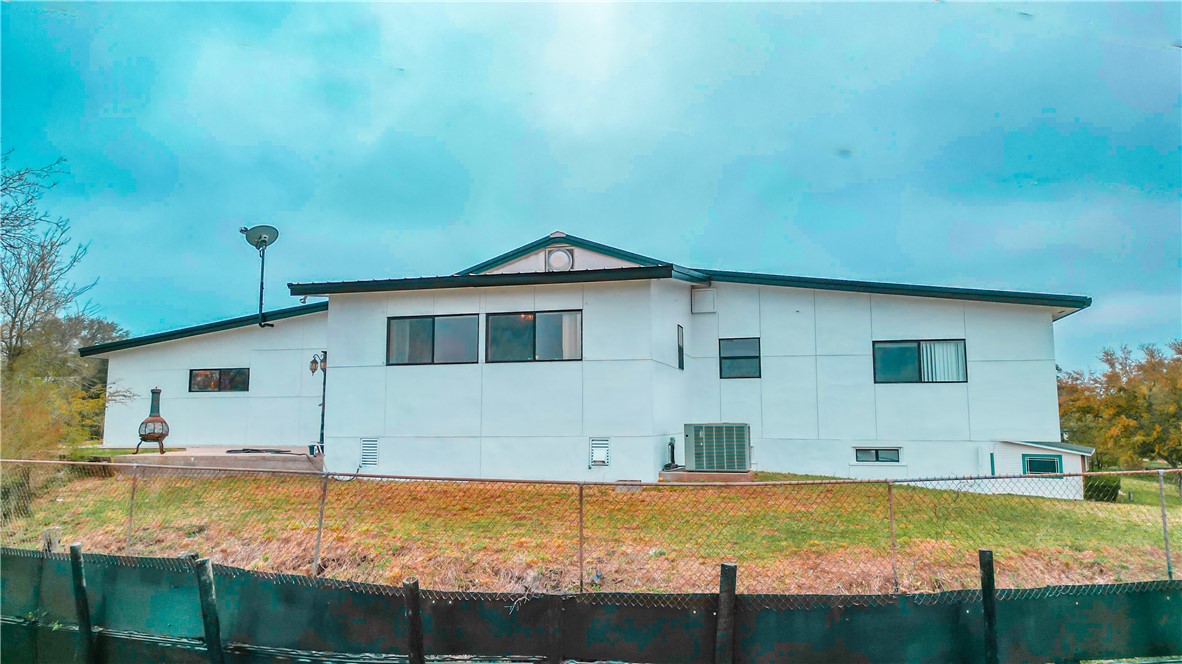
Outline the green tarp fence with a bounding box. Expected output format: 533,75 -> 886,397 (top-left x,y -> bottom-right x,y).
2,547 -> 1179,663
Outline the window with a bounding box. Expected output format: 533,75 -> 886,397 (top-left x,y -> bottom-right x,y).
873,339 -> 967,383
677,325 -> 685,370
387,315 -> 478,365
855,448 -> 901,463
1023,454 -> 1062,475
719,338 -> 760,378
188,368 -> 249,392
487,311 -> 582,362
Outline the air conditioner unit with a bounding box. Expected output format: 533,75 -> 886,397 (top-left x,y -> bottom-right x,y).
684,423 -> 751,472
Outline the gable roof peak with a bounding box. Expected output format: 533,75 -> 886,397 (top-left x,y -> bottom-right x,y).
549,230 -> 567,238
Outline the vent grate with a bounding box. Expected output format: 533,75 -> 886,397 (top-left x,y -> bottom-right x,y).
589,438 -> 610,467
360,439 -> 379,468
685,424 -> 750,471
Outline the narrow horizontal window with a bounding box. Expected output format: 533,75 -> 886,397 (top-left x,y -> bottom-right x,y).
188,368 -> 249,392
387,315 -> 478,365
719,338 -> 760,379
487,311 -> 582,363
1023,455 -> 1062,475
874,339 -> 966,383
855,448 -> 900,463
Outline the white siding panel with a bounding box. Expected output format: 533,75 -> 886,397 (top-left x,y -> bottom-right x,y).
968,360 -> 1060,441
384,364 -> 482,437
716,283 -> 761,339
582,282 -> 650,361
480,362 -> 583,436
720,378 -> 763,440
758,287 -> 815,357
870,295 -> 965,340
815,292 -> 871,356
583,361 -> 654,436
874,383 -> 970,441
760,356 -> 819,439
816,355 -> 877,439
965,303 -> 1055,361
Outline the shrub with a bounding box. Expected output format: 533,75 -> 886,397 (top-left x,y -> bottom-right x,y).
1084,475 -> 1121,502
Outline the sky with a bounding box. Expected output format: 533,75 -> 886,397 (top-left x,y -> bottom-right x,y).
2,2 -> 1179,371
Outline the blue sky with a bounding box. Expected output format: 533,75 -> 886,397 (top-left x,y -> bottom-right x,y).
3,2 -> 1178,371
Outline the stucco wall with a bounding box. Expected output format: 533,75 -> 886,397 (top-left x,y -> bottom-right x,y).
99,312 -> 327,448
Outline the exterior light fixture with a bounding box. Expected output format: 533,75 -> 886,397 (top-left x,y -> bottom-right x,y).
309,351 -> 327,455
239,225 -> 280,328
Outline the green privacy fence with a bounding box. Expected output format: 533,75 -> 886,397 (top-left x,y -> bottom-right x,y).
3,547 -> 1180,663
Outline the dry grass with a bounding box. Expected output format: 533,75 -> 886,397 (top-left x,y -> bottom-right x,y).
2,464 -> 1177,594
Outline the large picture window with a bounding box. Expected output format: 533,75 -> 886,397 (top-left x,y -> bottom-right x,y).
719,338 -> 760,379
487,311 -> 582,362
387,315 -> 478,365
873,339 -> 967,383
189,368 -> 250,392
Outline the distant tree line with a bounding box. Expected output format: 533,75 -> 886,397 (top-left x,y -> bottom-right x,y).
1,151 -> 128,459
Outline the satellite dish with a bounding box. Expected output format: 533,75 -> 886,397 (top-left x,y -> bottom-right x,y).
239,225 -> 280,250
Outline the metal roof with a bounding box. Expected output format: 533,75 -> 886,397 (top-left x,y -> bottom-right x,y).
288,265 -> 700,296
1002,440 -> 1096,457
78,302 -> 327,357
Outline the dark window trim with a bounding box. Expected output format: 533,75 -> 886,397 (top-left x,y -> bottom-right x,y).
677,325 -> 685,371
1022,453 -> 1064,477
872,338 -> 969,384
719,337 -> 761,379
485,309 -> 584,364
188,368 -> 250,392
854,447 -> 902,463
386,314 -> 480,366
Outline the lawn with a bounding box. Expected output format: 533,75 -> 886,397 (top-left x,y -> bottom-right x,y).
2,463 -> 1178,595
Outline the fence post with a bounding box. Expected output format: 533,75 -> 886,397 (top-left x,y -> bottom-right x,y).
126,465 -> 140,552
578,483 -> 585,593
887,480 -> 899,593
978,549 -> 999,664
194,558 -> 225,664
403,577 -> 425,664
311,472 -> 329,577
714,562 -> 737,664
1159,470 -> 1174,581
68,543 -> 97,664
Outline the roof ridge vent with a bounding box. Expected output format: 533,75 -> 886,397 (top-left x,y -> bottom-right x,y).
549,230 -> 567,238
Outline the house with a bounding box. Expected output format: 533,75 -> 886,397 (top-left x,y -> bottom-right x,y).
81,232 -> 1094,495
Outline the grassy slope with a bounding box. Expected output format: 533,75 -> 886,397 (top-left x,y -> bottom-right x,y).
2,466 -> 1178,594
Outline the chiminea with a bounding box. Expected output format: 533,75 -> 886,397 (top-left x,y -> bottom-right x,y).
134,388 -> 169,455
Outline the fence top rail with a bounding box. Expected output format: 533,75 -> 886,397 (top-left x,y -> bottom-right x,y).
3,457 -> 1178,488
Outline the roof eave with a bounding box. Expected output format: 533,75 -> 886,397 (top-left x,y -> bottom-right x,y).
699,269 -> 1091,312
78,301 -> 328,357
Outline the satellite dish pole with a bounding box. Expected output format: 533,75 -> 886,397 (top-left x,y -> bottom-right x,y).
239,225 -> 280,327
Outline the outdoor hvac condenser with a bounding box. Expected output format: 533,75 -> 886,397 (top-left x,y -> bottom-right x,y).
684,423 -> 751,472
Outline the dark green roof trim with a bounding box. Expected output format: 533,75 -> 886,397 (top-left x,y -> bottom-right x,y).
78,302 -> 328,357
698,269 -> 1092,312
290,265 -> 677,296
458,233 -> 677,275
1003,440 -> 1095,456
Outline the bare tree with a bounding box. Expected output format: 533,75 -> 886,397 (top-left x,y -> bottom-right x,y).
1,153 -> 93,367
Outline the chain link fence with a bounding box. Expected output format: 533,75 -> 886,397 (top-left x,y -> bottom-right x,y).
2,459 -> 1177,597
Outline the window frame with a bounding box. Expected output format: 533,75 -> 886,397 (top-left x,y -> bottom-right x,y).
485,309 -> 583,364
385,314 -> 480,366
677,325 -> 685,371
719,337 -> 761,379
1022,453 -> 1064,477
188,368 -> 250,393
853,447 -> 902,464
872,338 -> 968,384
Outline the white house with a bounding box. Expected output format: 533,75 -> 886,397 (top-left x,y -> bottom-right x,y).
82,232 -> 1094,493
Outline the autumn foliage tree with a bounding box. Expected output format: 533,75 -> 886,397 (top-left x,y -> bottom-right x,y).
1059,342 -> 1182,473
1,152 -> 127,459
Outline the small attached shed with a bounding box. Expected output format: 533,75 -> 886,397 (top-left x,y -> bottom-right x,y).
992,440 -> 1095,500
